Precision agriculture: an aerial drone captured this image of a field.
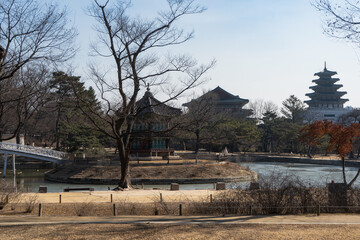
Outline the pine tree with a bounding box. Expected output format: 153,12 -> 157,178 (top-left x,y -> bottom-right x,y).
49,72 -> 103,153
281,95 -> 306,123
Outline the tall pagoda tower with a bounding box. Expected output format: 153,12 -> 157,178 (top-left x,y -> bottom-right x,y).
305,63 -> 350,121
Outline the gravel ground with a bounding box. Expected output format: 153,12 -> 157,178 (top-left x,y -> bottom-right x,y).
1,223 -> 360,240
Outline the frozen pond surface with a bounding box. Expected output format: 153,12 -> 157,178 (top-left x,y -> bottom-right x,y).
3,162 -> 360,192
239,162 -> 359,185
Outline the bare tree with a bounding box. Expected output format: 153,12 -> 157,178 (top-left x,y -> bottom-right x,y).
338,109 -> 360,158
77,0 -> 214,189
338,109 -> 360,124
314,0 -> 360,44
0,0 -> 77,83
181,91 -> 224,153
0,0 -> 77,141
246,99 -> 278,122
14,65 -> 51,143
0,64 -> 51,142
0,79 -> 17,140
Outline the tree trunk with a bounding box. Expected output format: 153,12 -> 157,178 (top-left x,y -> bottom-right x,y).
116,140 -> 131,189
182,141 -> 186,151
306,145 -> 312,158
55,107 -> 61,150
195,129 -> 200,154
342,157 -> 347,186
0,101 -> 4,142
118,156 -> 130,189
16,131 -> 21,144
349,151 -> 355,159
0,105 -> 3,142
348,168 -> 360,188
269,140 -> 272,153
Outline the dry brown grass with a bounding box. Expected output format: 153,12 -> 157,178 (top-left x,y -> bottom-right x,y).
1,201 -> 185,216
52,162 -> 254,180
0,223 -> 360,240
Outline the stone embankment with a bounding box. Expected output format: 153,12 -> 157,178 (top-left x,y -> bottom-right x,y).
44,174 -> 255,185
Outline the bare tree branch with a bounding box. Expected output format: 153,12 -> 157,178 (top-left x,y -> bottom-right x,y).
314,0 -> 360,44
0,0 -> 77,83
78,0 -> 213,188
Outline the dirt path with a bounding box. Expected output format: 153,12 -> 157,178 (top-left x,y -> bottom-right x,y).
1,218 -> 360,240
2,214 -> 360,226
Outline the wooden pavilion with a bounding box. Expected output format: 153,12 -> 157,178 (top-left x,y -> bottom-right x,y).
131,87 -> 181,159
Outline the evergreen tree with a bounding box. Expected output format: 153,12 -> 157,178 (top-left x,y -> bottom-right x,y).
259,110 -> 303,153
281,95 -> 306,123
48,72 -> 103,153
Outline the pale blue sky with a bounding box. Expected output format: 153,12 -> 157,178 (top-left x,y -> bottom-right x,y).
57,0 -> 360,109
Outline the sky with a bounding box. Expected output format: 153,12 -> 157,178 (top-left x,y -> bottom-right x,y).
56,0 -> 360,110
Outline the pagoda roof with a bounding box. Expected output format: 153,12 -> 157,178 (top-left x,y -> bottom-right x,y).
314,66 -> 337,78
304,98 -> 349,104
305,91 -> 347,98
305,63 -> 350,108
136,89 -> 182,117
310,84 -> 342,90
312,78 -> 339,84
183,86 -> 249,106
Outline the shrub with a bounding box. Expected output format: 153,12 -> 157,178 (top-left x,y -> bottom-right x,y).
0,183 -> 20,211
24,194 -> 38,213
73,201 -> 95,216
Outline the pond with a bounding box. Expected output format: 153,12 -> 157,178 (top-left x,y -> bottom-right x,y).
2,162 -> 360,192
233,162 -> 360,188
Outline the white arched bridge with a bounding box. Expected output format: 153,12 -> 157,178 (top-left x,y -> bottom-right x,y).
0,143 -> 69,177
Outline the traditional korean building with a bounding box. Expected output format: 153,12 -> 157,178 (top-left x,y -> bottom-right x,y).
305,64 -> 351,122
183,86 -> 252,119
131,86 -> 182,159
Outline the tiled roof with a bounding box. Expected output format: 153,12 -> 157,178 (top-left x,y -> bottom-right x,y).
314,67 -> 337,77
136,90 -> 182,117
209,86 -> 248,102
183,86 -> 248,106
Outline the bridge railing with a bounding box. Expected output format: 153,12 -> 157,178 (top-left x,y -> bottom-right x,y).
0,143 -> 68,160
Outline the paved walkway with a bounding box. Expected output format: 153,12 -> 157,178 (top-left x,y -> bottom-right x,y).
1,214 -> 360,226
